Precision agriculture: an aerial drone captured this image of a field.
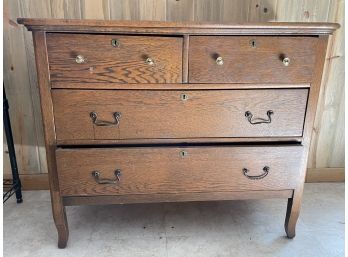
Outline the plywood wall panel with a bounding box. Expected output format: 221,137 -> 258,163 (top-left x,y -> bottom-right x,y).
81,0 -> 110,19
307,0 -> 345,168
247,0 -> 277,22
139,0 -> 166,21
63,0 -> 82,19
166,0 -> 194,21
3,0 -> 41,174
194,0 -> 223,22
221,0 -> 249,23
110,0 -> 140,20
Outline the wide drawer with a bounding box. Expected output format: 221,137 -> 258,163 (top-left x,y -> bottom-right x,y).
46,33 -> 183,84
189,36 -> 317,83
56,146 -> 303,197
52,89 -> 308,141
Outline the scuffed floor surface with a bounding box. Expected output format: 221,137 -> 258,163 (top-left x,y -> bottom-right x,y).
4,183 -> 344,257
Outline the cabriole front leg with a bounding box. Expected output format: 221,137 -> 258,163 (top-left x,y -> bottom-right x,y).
51,191 -> 69,248
284,190 -> 302,238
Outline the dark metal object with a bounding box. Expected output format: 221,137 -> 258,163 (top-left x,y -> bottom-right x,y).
180,150 -> 188,157
90,111 -> 121,126
180,93 -> 188,101
3,86 -> 23,204
92,169 -> 122,184
243,166 -> 270,180
245,110 -> 273,124
111,39 -> 120,47
249,39 -> 257,48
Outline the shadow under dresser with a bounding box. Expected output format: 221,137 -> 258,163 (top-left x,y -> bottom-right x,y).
17,18 -> 339,248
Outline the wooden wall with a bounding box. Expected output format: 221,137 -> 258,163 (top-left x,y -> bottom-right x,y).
3,0 -> 344,185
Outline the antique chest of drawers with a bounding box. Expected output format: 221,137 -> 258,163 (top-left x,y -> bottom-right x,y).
18,19 -> 339,248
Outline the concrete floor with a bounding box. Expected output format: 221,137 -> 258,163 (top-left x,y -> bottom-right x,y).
4,183 -> 344,257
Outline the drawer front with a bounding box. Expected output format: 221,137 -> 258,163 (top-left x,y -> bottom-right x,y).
46,33 -> 183,84
189,36 -> 317,83
56,146 -> 303,196
52,89 -> 308,141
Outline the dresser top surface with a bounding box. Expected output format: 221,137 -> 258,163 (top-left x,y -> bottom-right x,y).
17,18 -> 339,35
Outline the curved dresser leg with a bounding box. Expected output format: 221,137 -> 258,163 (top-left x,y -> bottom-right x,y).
284,190 -> 302,239
51,191 -> 69,248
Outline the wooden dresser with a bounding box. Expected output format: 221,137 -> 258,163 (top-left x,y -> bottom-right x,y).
18,19 -> 339,248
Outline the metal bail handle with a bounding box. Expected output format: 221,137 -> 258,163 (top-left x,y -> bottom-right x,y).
92,169 -> 122,184
245,110 -> 273,125
90,112 -> 121,126
243,166 -> 269,180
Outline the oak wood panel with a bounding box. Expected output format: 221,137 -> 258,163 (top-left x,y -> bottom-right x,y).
56,146 -> 304,196
46,33 -> 183,84
56,137 -> 303,146
32,31 -> 69,248
189,36 -> 317,83
51,82 -> 310,89
284,34 -> 330,239
63,190 -> 294,206
52,89 -> 308,140
17,19 -> 339,35
5,2 -> 343,179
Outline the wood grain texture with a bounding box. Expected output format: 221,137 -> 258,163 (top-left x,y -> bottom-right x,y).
166,0 -> 194,22
81,0 -> 110,20
19,0 -> 50,175
46,33 -> 183,83
56,146 -> 304,196
52,89 -> 308,141
189,36 -> 317,83
5,1 -> 343,178
51,82 -> 310,90
3,0 -> 41,175
32,31 -> 69,248
63,190 -> 294,206
284,35 -> 329,239
17,18 -> 339,35
10,167 -> 342,192
306,168 -> 345,182
56,137 -> 303,146
307,0 -> 345,168
247,0 -> 277,22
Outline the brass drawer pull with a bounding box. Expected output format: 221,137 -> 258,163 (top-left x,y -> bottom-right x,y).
75,54 -> 86,64
92,169 -> 121,184
216,56 -> 224,65
145,57 -> 155,65
245,110 -> 273,125
243,166 -> 269,180
90,112 -> 121,126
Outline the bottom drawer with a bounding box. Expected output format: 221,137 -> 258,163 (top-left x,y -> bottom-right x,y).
56,146 -> 304,197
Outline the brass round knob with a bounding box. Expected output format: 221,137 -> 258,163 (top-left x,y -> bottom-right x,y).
282,57 -> 290,66
216,56 -> 224,65
145,57 -> 155,65
75,55 -> 86,64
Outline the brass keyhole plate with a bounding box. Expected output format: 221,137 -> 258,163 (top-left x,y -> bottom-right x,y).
180,150 -> 188,157
111,39 -> 120,47
181,93 -> 188,101
249,39 -> 257,48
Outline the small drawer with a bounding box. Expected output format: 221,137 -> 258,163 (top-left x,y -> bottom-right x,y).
56,146 -> 303,197
46,33 -> 183,84
189,36 -> 317,83
52,89 -> 308,141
